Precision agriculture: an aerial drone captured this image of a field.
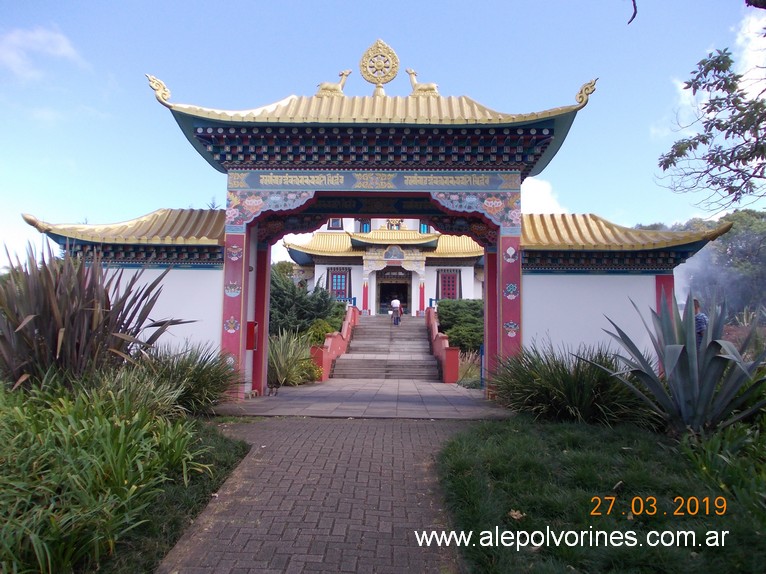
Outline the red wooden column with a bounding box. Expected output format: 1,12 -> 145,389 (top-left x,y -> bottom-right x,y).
498,235 -> 523,356
251,242 -> 272,396
419,279 -> 425,315
656,274 -> 675,314
221,229 -> 251,398
484,250 -> 499,375
362,279 -> 369,313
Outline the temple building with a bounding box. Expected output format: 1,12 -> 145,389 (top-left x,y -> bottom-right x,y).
23,40 -> 731,396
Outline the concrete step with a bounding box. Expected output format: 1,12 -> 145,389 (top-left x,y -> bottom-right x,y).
329,316 -> 440,381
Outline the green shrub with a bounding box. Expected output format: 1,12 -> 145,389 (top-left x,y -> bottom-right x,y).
269,270 -> 345,335
135,343 -> 238,414
437,299 -> 483,352
95,422 -> 249,574
680,417 -> 766,521
602,293 -> 766,434
0,380 -> 209,574
436,299 -> 483,331
303,361 -> 323,382
492,343 -> 656,428
267,330 -> 314,388
0,246 -> 187,388
446,322 -> 483,352
305,319 -> 335,346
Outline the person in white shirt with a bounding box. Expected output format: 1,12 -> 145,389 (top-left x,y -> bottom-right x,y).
390,296 -> 402,325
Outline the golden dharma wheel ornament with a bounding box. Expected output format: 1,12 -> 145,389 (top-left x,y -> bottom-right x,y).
360,39 -> 399,95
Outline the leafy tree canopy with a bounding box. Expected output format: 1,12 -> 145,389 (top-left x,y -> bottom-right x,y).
658,45 -> 766,210
268,265 -> 344,335
636,210 -> 766,314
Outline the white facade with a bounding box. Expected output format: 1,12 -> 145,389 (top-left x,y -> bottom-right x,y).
117,258 -> 662,359
120,267 -> 223,349
521,274 -> 657,354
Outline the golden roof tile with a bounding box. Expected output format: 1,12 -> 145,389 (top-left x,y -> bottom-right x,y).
522,214 -> 732,251
22,209 -> 225,246
24,210 -> 731,254
148,74 -> 597,126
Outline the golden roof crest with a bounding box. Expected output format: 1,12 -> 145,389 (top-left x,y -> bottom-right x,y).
359,39 -> 399,97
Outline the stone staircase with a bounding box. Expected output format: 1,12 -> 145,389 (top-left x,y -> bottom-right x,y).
330,314 -> 441,381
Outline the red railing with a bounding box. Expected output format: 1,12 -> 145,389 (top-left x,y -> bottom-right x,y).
425,307 -> 459,384
310,305 -> 360,381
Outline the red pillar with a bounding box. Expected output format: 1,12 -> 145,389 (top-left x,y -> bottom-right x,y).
655,274 -> 675,314
484,249 -> 499,374
419,280 -> 425,315
362,279 -> 369,313
221,230 -> 250,398
251,243 -> 272,396
499,235 -> 522,357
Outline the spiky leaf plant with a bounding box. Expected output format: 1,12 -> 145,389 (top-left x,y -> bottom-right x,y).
604,292 -> 766,434
267,329 -> 314,389
0,245 -> 188,388
492,343 -> 655,428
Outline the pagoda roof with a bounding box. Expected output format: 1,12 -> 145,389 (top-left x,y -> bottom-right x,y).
285,232 -> 483,260
23,209 -> 731,255
147,72 -> 597,176
522,214 -> 732,251
156,90 -> 594,127
347,229 -> 440,249
22,209 -> 225,247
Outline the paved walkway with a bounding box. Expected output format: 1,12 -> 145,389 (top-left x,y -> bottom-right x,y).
213,378 -> 510,420
159,381 -> 511,573
158,418 -> 474,574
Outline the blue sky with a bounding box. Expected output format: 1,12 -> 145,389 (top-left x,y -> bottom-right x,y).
2,0 -> 765,267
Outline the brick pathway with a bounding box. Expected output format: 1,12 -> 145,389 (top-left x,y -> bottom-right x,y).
158,418 -> 472,574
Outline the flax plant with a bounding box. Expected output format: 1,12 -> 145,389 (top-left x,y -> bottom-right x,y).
267,329 -> 314,389
0,246 -> 187,388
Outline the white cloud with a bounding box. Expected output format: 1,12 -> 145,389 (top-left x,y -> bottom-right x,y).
520,178 -> 569,214
0,26 -> 85,80
29,106 -> 65,122
734,12 -> 766,97
271,233 -> 309,263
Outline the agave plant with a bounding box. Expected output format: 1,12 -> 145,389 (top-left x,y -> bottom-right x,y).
0,245 -> 188,388
603,292 -> 766,434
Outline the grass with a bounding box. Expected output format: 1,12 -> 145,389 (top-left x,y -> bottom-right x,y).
457,351 -> 482,389
94,421 -> 249,574
438,415 -> 765,574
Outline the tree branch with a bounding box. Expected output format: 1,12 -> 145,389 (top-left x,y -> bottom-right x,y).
628,0 -> 638,24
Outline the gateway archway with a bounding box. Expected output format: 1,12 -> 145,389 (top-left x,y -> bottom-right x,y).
145,40 -> 597,396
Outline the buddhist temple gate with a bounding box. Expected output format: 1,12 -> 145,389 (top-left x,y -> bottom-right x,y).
145,40 -> 598,396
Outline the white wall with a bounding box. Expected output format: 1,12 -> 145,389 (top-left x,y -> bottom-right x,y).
522,274 -> 656,354
120,267 -> 223,349
423,265 -> 478,304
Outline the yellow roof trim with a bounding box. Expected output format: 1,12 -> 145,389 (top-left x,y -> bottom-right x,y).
346,229 -> 441,245
22,209 -> 225,247
522,214 -> 732,251
285,231 -> 484,258
147,75 -> 597,126
24,209 -> 731,253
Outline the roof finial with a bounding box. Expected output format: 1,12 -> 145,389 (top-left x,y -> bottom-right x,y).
574,78 -> 598,108
360,39 -> 399,97
146,74 -> 172,108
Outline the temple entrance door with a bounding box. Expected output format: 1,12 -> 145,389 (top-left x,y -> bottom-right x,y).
378,281 -> 409,315
376,267 -> 411,314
